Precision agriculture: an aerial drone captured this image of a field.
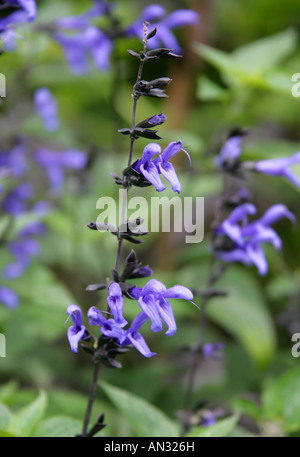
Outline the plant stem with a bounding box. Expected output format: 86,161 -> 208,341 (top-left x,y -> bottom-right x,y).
82,361 -> 101,437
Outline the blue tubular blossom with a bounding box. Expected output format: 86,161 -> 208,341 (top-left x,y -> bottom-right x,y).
88,283 -> 155,357
122,311 -> 156,358
6,0 -> 37,21
88,306 -> 127,343
202,342 -> 224,359
0,285 -> 19,309
0,1 -> 36,50
35,148 -> 87,193
53,2 -> 114,74
214,203 -> 296,275
253,151 -> 300,188
34,88 -> 60,131
215,135 -> 243,170
126,5 -> 200,53
107,282 -> 128,328
133,141 -> 191,193
65,305 -> 87,353
129,279 -> 194,336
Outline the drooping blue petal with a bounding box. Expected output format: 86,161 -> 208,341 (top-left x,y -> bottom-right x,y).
107,282 -> 127,327
157,297 -> 177,336
122,311 -> 156,357
163,10 -> 200,29
65,305 -> 86,353
157,160 -> 181,193
163,285 -> 193,301
138,294 -> 163,333
140,161 -> 166,192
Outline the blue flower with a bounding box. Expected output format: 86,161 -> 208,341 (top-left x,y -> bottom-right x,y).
215,135 -> 243,170
35,148 -> 87,193
88,306 -> 127,343
106,282 -> 128,328
253,151 -> 300,188
2,182 -> 34,215
0,286 -> 19,310
129,279 -> 194,336
215,203 -> 296,275
122,311 -> 156,358
0,1 -> 36,50
53,2 -> 113,74
133,140 -> 191,193
34,88 -> 60,132
5,0 -> 37,21
202,342 -> 224,359
65,305 -> 87,353
126,5 -> 200,53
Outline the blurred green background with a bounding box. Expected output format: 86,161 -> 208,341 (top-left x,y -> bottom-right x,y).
0,0 -> 300,437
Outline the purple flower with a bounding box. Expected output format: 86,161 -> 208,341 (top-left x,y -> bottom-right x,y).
126,5 -> 200,53
84,26 -> 113,72
202,342 -> 224,359
53,33 -> 89,75
34,88 -> 60,131
133,140 -> 191,193
253,151 -> 300,188
2,237 -> 40,280
65,305 -> 87,353
5,0 -> 37,21
155,140 -> 192,193
53,3 -> 113,74
88,306 -> 127,343
0,143 -> 28,178
215,135 -> 242,170
0,286 -> 19,309
129,279 -> 194,336
202,411 -> 217,427
34,148 -> 87,193
122,311 -> 156,358
215,203 -> 296,275
107,283 -> 128,328
2,182 -> 34,215
0,2 -> 36,50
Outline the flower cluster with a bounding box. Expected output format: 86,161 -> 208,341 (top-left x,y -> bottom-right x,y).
0,0 -> 37,50
48,2 -> 199,74
0,88 -> 87,308
66,281 -> 194,358
213,132 -> 299,275
132,141 -> 192,194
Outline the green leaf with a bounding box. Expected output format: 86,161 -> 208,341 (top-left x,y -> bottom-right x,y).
0,402 -> 13,430
7,391 -> 47,437
100,381 -> 180,437
33,416 -> 82,437
186,415 -> 239,437
262,366 -> 300,432
0,429 -> 16,437
232,29 -> 297,74
206,267 -> 276,368
197,76 -> 229,101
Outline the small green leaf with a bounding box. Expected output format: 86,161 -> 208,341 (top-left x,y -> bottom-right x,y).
33,416 -> 82,437
232,29 -> 297,74
0,402 -> 13,430
100,381 -> 180,437
0,429 -> 16,437
262,366 -> 300,432
186,415 -> 239,437
7,391 -> 47,437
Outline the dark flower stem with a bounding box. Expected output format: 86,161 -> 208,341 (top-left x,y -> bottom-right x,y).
82,360 -> 101,437
115,28 -> 148,273
82,29 -> 150,436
